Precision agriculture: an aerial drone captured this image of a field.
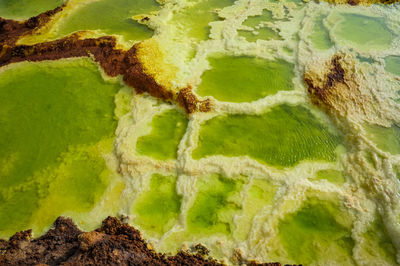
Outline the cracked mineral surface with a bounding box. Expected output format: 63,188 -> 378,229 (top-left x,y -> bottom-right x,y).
1,0 -> 400,265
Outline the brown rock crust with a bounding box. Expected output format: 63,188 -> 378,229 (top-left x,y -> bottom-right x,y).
177,87 -> 212,113
0,216 -> 223,265
304,54 -> 347,110
122,45 -> 175,101
304,54 -> 368,121
0,216 -> 301,265
0,5 -> 64,46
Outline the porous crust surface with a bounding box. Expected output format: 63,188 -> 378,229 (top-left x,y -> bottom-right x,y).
0,216 -> 222,265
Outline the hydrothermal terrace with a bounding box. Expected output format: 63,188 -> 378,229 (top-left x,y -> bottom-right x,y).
0,0 -> 400,265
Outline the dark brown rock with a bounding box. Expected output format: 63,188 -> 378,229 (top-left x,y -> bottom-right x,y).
0,216 -> 222,266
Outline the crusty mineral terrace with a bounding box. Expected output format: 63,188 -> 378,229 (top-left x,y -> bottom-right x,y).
1,0 -> 400,265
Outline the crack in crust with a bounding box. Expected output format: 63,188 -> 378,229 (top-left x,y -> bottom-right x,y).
0,9 -> 211,114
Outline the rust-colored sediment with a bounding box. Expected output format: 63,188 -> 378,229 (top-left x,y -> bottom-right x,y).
122,45 -> 175,101
305,55 -> 346,109
304,54 -> 365,119
177,87 -> 212,113
0,5 -> 64,46
0,9 -> 210,114
304,53 -> 400,127
0,216 -> 222,265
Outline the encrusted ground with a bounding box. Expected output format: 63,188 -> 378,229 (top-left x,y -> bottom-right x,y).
1,0 -> 400,265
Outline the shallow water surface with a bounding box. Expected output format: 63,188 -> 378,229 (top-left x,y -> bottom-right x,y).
332,13 -> 394,49
197,56 -> 294,102
55,0 -> 158,41
0,0 -> 63,19
0,59 -> 121,236
193,105 -> 343,167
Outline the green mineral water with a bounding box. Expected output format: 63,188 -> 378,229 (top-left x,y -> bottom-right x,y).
0,0 -> 63,19
0,0 -> 399,264
0,59 -> 121,236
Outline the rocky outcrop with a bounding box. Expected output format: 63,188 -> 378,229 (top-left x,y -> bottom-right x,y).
0,216 -> 222,265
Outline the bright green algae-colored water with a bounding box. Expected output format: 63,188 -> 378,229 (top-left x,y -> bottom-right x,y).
239,27 -> 282,42
170,0 -> 233,41
242,10 -> 274,28
193,104 -> 342,167
314,169 -> 346,184
278,198 -> 354,265
197,56 -> 294,102
234,178 -> 276,241
0,1 -> 399,264
0,0 -> 63,19
238,10 -> 282,42
363,216 -> 397,264
187,175 -> 243,235
132,174 -> 182,237
55,0 -> 158,41
385,55 -> 400,76
160,176 -> 277,253
310,15 -> 333,50
333,13 -> 394,49
136,109 -> 188,160
365,124 -> 400,155
0,59 -> 121,236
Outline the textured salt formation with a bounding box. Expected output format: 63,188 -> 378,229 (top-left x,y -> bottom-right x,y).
115,1 -> 400,265
1,0 -> 400,265
298,2 -> 400,266
238,9 -> 283,43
